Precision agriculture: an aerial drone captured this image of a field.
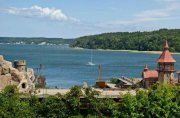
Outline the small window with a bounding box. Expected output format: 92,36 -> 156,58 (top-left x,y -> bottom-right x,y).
22,83 -> 26,89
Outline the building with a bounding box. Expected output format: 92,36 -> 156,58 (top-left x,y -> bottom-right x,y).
14,60 -> 26,72
157,40 -> 176,84
115,76 -> 134,88
142,40 -> 178,88
142,64 -> 158,88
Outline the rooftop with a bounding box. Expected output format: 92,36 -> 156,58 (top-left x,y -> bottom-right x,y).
157,40 -> 176,63
143,64 -> 158,79
143,70 -> 158,79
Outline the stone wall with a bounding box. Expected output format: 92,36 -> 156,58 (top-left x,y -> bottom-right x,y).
0,55 -> 35,93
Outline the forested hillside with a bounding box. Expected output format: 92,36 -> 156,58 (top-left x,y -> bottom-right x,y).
70,29 -> 180,52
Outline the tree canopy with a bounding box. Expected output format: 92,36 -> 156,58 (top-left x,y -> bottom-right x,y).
0,84 -> 180,118
70,29 -> 180,52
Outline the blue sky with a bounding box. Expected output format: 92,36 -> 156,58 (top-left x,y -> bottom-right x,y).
0,0 -> 180,38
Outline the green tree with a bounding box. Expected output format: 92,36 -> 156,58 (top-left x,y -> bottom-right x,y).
65,86 -> 82,116
36,95 -> 69,118
100,98 -> 118,117
118,92 -> 138,118
0,85 -> 34,118
135,90 -> 149,118
83,87 -> 102,116
110,77 -> 118,84
147,84 -> 180,118
70,29 -> 180,52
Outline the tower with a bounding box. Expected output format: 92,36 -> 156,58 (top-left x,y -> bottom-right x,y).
14,60 -> 26,72
95,64 -> 106,88
37,64 -> 46,88
97,64 -> 102,81
157,40 -> 176,84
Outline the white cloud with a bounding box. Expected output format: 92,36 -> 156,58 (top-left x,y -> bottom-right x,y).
2,5 -> 78,22
101,0 -> 180,27
136,1 -> 180,22
154,0 -> 179,2
135,9 -> 169,19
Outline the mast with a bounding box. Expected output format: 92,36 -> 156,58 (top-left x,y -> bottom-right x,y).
90,50 -> 93,62
39,64 -> 43,76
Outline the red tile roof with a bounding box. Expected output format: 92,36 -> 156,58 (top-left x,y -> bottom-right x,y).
157,40 -> 176,63
176,71 -> 180,74
143,70 -> 158,79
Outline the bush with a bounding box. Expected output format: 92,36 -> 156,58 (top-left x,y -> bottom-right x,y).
110,77 -> 118,84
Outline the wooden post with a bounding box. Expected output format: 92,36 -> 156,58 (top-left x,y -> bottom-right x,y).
97,64 -> 102,81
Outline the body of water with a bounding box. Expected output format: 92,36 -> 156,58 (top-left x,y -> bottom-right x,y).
0,44 -> 180,88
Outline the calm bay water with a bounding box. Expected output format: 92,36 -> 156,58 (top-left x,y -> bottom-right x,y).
0,44 -> 180,88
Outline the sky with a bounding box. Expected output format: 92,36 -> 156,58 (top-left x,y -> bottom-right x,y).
0,0 -> 180,38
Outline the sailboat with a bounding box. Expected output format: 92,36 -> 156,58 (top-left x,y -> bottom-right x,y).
87,50 -> 95,66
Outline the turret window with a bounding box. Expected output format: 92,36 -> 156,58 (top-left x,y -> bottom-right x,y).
159,64 -> 163,71
166,65 -> 170,70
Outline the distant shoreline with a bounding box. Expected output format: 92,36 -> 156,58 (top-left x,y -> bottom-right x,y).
73,47 -> 180,54
1,43 -> 180,54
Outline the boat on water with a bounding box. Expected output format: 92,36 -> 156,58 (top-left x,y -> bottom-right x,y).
87,61 -> 95,66
87,50 -> 95,66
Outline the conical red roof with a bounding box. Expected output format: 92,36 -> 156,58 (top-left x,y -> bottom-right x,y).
157,40 -> 176,63
164,40 -> 169,49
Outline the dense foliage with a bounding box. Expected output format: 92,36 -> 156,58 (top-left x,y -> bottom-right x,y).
0,37 -> 74,45
0,84 -> 180,118
70,29 -> 180,52
109,77 -> 118,84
